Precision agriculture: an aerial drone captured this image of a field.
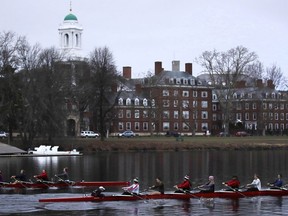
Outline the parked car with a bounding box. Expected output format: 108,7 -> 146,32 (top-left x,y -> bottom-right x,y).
217,132 -> 230,137
80,131 -> 100,138
0,131 -> 8,139
165,131 -> 180,137
235,131 -> 250,137
118,131 -> 135,138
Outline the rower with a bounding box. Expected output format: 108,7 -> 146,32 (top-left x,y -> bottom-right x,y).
122,178 -> 139,195
91,186 -> 105,197
174,175 -> 192,193
222,175 -> 240,190
11,169 -> 27,182
267,174 -> 283,189
34,169 -> 49,182
149,177 -> 164,195
198,176 -> 215,193
55,167 -> 69,181
246,174 -> 261,191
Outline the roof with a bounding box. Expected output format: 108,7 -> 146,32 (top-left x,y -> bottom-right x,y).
64,13 -> 78,21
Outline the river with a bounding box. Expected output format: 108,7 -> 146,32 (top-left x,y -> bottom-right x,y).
0,149 -> 288,215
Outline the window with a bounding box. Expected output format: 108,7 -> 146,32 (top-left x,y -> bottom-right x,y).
182,123 -> 189,130
190,79 -> 195,85
253,113 -> 257,120
143,98 -> 148,106
201,123 -> 208,131
182,91 -> 189,97
118,98 -> 123,105
280,103 -> 284,110
163,100 -> 170,107
135,122 -> 140,131
174,122 -> 179,130
275,113 -> 278,120
64,34 -> 69,47
126,122 -> 131,130
201,91 -> 208,97
163,122 -> 170,130
212,104 -> 217,111
245,113 -> 249,120
173,90 -> 178,97
174,100 -> 178,107
286,113 -> 288,120
118,122 -> 123,130
202,101 -> 208,108
193,91 -> 197,97
201,111 -> 208,119
176,78 -> 181,84
248,93 -> 252,98
182,111 -> 189,119
182,100 -> 189,108
236,103 -> 242,110
163,90 -> 169,96
126,98 -> 131,105
151,99 -> 155,106
236,113 -> 242,121
126,110 -> 131,118
193,101 -> 197,108
245,103 -> 249,110
174,111 -> 179,119
118,109 -> 123,118
252,103 -> 256,110
212,114 -> 217,121
163,111 -> 170,119
212,94 -> 217,100
183,79 -> 188,85
263,103 -> 267,109
143,110 -> 148,118
135,98 -> 139,106
143,122 -> 148,131
134,110 -> 139,118
280,113 -> 284,120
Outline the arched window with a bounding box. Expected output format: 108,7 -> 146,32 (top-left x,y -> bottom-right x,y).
143,98 -> 148,106
64,34 -> 69,47
135,98 -> 139,106
126,98 -> 131,105
118,98 -> 123,105
75,34 -> 79,47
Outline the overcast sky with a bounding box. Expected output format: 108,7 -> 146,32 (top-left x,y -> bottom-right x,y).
1,0 -> 287,79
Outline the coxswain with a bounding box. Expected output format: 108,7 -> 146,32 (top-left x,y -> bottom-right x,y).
246,174 -> 261,191
267,174 -> 283,189
55,167 -> 69,181
149,177 -> 164,195
174,175 -> 192,193
91,186 -> 105,197
34,169 -> 49,181
222,175 -> 240,190
122,178 -> 140,195
198,176 -> 215,193
11,169 -> 27,182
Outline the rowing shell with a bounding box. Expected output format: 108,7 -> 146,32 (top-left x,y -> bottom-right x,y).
0,181 -> 130,189
38,189 -> 288,202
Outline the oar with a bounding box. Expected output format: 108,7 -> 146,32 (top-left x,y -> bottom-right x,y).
11,177 -> 30,189
54,175 -> 73,186
34,177 -> 51,188
223,184 -> 247,198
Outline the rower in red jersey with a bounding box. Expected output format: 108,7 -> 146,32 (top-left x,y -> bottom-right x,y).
34,169 -> 49,181
222,175 -> 240,190
174,175 -> 192,193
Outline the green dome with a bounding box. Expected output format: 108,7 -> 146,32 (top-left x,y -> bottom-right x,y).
64,13 -> 78,21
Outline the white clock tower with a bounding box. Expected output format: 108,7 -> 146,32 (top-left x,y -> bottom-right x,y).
58,6 -> 83,59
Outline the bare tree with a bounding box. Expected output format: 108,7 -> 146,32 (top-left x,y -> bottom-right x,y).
196,46 -> 258,134
264,64 -> 285,90
88,47 -> 121,140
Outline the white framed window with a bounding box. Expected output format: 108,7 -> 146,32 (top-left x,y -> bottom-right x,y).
280,113 -> 284,120
201,123 -> 208,131
143,122 -> 148,131
163,111 -> 170,119
245,103 -> 249,110
212,114 -> 217,121
201,101 -> 208,108
182,111 -> 189,119
162,90 -> 169,96
174,111 -> 179,119
182,100 -> 189,108
174,100 -> 178,107
183,79 -> 188,85
135,122 -> 140,131
143,110 -> 148,118
201,111 -> 208,119
173,90 -> 178,97
163,122 -> 170,130
151,99 -> 155,106
118,98 -> 123,105
182,123 -> 189,130
193,91 -> 197,97
126,122 -> 131,130
135,98 -> 139,106
245,113 -> 249,120
253,113 -> 257,120
134,110 -> 139,118
126,110 -> 131,118
252,103 -> 256,109
174,122 -> 179,130
118,109 -> 123,118
163,100 -> 170,107
126,98 -> 131,105
182,91 -> 189,97
118,122 -> 123,130
212,104 -> 217,111
275,113 -> 278,120
201,91 -> 208,98
212,94 -> 217,100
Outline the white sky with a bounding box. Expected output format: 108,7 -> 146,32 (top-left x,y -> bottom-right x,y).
1,0 -> 287,79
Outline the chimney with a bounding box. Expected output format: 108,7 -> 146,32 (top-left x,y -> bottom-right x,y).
172,60 -> 180,72
123,66 -> 131,79
135,84 -> 142,94
267,79 -> 275,89
256,79 -> 263,88
235,80 -> 246,88
185,63 -> 193,75
155,61 -> 163,76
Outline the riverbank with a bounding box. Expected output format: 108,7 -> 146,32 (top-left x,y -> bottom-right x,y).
5,136 -> 288,153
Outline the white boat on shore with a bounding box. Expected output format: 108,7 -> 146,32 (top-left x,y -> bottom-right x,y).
28,145 -> 81,156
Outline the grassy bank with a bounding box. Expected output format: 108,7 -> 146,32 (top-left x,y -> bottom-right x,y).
7,135 -> 288,152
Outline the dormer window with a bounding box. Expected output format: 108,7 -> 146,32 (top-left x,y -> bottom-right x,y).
169,78 -> 174,84
118,98 -> 123,105
143,98 -> 148,106
189,79 -> 195,85
135,98 -> 139,106
183,79 -> 188,85
126,98 -> 131,105
176,78 -> 181,84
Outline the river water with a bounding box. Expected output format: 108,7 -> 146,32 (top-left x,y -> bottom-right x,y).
0,149 -> 288,215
